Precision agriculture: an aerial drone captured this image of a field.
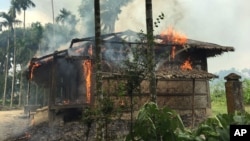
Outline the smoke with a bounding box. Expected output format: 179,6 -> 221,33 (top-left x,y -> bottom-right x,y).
115,0 -> 185,34
37,24 -> 72,56
178,0 -> 250,72
115,0 -> 250,73
19,0 -> 250,72
20,0 -> 81,57
78,0 -> 134,36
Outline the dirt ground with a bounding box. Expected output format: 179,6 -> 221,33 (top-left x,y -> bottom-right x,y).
0,110 -> 31,140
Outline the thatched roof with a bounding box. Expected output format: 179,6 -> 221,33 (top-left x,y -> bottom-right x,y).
156,69 -> 218,80
184,39 -> 234,57
69,30 -> 234,58
27,30 -> 233,83
98,69 -> 218,80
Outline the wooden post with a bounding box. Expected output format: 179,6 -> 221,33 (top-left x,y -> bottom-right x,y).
43,87 -> 46,106
49,54 -> 57,126
224,73 -> 244,114
192,78 -> 195,128
27,80 -> 30,105
35,84 -> 38,105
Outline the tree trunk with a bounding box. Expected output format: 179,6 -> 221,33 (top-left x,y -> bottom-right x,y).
18,68 -> 23,106
145,0 -> 157,102
94,0 -> 104,140
23,10 -> 26,37
2,30 -> 10,106
10,27 -> 17,107
19,10 -> 26,107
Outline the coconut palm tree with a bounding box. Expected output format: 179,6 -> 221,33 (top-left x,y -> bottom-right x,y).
10,0 -> 35,106
145,0 -> 156,102
11,0 -> 35,35
56,8 -> 79,38
101,0 -> 133,33
9,2 -> 22,107
79,0 -> 133,35
56,8 -> 71,25
0,12 -> 20,106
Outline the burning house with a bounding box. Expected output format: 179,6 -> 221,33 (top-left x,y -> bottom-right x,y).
26,29 -> 234,126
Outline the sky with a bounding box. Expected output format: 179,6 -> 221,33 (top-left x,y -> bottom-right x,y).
0,0 -> 249,73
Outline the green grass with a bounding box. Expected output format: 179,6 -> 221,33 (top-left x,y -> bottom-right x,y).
211,95 -> 250,116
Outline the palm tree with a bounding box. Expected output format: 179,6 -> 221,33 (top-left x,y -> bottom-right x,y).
56,8 -> 79,38
10,0 -> 35,106
10,23 -> 18,108
145,0 -> 156,102
101,0 -> 133,33
55,8 -> 71,25
9,1 -> 26,107
0,12 -> 20,106
12,0 -> 35,35
78,0 -> 133,35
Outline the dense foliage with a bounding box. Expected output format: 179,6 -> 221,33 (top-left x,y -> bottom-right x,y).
126,102 -> 250,141
0,8 -> 79,105
243,79 -> 250,104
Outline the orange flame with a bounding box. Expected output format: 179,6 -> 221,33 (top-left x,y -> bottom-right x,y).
160,27 -> 187,59
30,62 -> 41,80
160,26 -> 187,44
171,46 -> 176,59
181,58 -> 192,70
83,59 -> 92,103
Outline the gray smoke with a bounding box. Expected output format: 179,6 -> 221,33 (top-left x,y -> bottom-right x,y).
26,0 -> 249,72
115,0 -> 250,73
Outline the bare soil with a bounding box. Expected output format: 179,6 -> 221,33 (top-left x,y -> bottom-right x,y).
0,110 -> 31,141
0,107 -> 129,141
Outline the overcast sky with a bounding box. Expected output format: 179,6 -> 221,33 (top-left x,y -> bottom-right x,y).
1,0 -> 249,73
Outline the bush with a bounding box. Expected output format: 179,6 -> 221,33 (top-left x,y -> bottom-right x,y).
243,79 -> 250,104
126,102 -> 250,141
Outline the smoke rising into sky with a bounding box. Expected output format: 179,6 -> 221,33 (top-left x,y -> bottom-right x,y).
1,0 -> 249,73
116,0 -> 250,73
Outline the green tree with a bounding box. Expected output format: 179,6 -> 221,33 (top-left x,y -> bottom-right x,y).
0,31 -> 9,73
56,8 -> 71,25
9,0 -> 22,107
0,11 -> 20,106
101,0 -> 133,33
78,0 -> 133,35
17,22 -> 43,106
243,78 -> 250,104
56,8 -> 79,39
11,0 -> 35,36
8,0 -> 35,107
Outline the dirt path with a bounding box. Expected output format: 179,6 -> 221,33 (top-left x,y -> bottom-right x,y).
0,110 -> 31,140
